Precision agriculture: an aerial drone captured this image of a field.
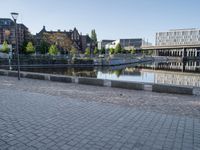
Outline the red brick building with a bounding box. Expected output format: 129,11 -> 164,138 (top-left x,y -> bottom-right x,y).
0,18 -> 32,53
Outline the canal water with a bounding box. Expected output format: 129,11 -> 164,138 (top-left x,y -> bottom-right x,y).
20,60 -> 200,88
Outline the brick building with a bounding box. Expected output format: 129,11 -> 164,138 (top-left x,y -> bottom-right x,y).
0,18 -> 31,53
35,26 -> 94,54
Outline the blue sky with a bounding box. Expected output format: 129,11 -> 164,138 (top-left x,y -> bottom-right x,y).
1,0 -> 200,44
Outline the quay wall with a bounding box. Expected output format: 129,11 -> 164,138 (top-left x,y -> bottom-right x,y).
0,69 -> 196,95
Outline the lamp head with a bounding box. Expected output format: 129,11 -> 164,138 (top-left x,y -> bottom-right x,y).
11,12 -> 19,21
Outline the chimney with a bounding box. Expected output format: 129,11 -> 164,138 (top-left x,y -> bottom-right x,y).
43,26 -> 46,30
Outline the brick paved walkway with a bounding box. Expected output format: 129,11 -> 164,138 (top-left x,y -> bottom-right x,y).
0,76 -> 200,150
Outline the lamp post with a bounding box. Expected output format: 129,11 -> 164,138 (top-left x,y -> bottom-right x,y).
11,12 -> 20,80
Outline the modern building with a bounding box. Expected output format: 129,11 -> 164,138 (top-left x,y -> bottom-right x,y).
35,26 -> 94,54
98,40 -> 114,50
105,39 -> 151,50
156,28 -> 200,46
143,28 -> 200,58
0,18 -> 31,53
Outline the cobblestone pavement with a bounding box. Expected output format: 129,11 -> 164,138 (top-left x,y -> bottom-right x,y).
0,76 -> 200,150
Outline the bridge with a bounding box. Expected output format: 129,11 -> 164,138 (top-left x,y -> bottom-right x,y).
141,44 -> 200,58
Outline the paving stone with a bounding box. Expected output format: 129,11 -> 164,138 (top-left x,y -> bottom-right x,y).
0,76 -> 199,150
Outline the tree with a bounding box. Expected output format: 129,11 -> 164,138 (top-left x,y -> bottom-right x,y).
70,47 -> 78,57
43,32 -> 72,53
22,41 -> 28,54
26,42 -> 35,54
100,47 -> 105,54
109,48 -> 115,55
115,43 -> 122,54
148,50 -> 153,55
90,29 -> 97,43
49,45 -> 58,56
131,48 -> 136,54
0,41 -> 9,53
121,49 -> 126,54
142,49 -> 148,55
85,47 -> 90,56
39,40 -> 49,54
113,69 -> 123,77
94,47 -> 98,55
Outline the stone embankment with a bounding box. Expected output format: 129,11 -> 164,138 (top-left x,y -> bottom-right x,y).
0,69 -> 197,95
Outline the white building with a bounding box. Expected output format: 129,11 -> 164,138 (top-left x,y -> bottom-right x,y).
156,28 -> 200,46
105,39 -> 151,50
98,40 -> 114,50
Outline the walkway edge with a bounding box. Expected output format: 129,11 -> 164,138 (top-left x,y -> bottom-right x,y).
0,69 -> 195,95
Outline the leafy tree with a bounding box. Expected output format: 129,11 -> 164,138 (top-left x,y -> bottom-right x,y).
142,49 -> 149,55
131,48 -> 136,54
94,47 -> 98,55
115,43 -> 122,54
85,47 -> 90,56
109,48 -> 115,55
148,50 -> 153,55
43,32 -> 72,53
113,69 -> 123,77
0,41 -> 9,53
100,47 -> 105,54
26,42 -> 35,54
90,29 -> 97,43
22,41 -> 28,54
70,47 -> 78,57
121,49 -> 126,54
39,40 -> 49,54
49,45 -> 58,56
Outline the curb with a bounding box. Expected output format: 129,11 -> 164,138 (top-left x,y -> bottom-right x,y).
0,69 -> 195,95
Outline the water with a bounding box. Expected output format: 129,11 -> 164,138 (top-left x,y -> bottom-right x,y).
19,60 -> 200,88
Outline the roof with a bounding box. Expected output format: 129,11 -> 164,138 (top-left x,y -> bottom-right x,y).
0,18 -> 14,26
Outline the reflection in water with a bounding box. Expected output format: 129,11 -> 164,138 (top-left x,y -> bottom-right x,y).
97,71 -> 155,83
20,60 -> 200,87
22,67 -> 97,78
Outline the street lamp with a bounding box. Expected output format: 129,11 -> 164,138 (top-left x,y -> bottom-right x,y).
11,12 -> 20,80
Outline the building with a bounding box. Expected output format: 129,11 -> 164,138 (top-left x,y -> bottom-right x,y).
0,18 -> 31,53
156,28 -> 200,46
81,35 -> 94,52
143,28 -> 200,58
98,40 -> 114,50
105,39 -> 151,50
35,26 -> 93,54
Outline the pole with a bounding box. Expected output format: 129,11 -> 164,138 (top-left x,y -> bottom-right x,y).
14,19 -> 20,80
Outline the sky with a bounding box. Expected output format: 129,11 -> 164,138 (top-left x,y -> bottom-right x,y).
1,0 -> 200,44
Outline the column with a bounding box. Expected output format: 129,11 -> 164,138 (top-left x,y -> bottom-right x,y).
195,49 -> 198,57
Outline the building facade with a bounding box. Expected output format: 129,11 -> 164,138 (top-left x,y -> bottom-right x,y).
35,26 -> 93,54
156,28 -> 200,46
105,39 -> 151,50
0,18 -> 31,53
98,40 -> 114,50
144,28 -> 200,58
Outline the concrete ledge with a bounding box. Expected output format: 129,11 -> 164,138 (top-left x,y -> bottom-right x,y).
152,84 -> 193,95
78,77 -> 104,86
8,71 -> 19,77
25,73 -> 46,80
0,69 -> 196,95
111,81 -> 144,90
0,70 -> 8,75
50,75 -> 72,83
